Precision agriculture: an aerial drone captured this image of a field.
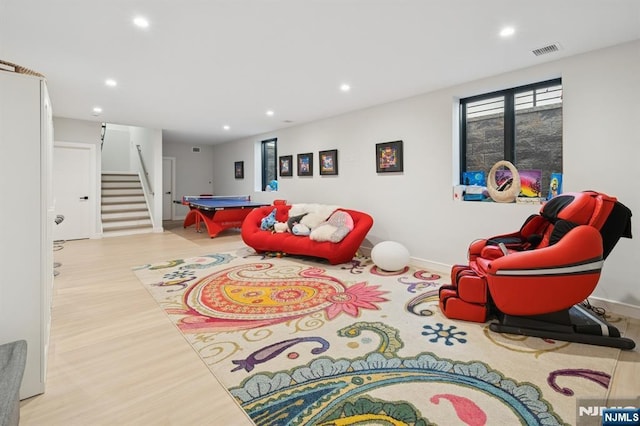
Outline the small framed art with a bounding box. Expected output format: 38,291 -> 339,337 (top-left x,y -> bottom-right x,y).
297,153 -> 313,176
234,161 -> 244,179
279,155 -> 293,177
319,149 -> 338,175
375,140 -> 403,173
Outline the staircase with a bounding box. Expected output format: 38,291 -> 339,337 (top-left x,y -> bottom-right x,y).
101,172 -> 153,237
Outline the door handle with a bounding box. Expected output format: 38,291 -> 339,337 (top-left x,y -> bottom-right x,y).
165,191 -> 171,195
79,196 -> 89,200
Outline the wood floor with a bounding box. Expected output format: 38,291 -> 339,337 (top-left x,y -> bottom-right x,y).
19,223 -> 640,425
20,224 -> 254,426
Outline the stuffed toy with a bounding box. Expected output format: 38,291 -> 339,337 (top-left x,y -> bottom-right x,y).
287,213 -> 307,233
273,222 -> 288,233
310,210 -> 354,242
300,212 -> 328,229
291,223 -> 311,236
260,208 -> 277,231
265,180 -> 278,192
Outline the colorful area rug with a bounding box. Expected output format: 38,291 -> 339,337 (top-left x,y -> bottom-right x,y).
133,248 -> 628,425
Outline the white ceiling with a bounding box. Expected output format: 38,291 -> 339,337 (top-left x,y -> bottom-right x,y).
1,0 -> 639,145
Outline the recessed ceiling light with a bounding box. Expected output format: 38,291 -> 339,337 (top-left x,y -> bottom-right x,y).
92,107 -> 102,115
223,125 -> 230,130
340,83 -> 351,92
266,110 -> 275,116
500,26 -> 515,37
133,16 -> 150,28
105,79 -> 117,87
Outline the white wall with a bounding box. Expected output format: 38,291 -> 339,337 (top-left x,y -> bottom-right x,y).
53,117 -> 103,145
130,126 -> 163,232
101,126 -> 130,171
162,141 -> 215,219
558,43 -> 640,312
212,40 -> 640,311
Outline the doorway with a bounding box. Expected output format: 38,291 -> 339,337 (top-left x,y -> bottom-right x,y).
53,142 -> 96,240
162,157 -> 176,221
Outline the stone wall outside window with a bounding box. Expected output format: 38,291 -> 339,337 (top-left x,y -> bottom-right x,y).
465,104 -> 562,197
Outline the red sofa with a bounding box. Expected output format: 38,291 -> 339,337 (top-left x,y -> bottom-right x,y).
241,204 -> 373,265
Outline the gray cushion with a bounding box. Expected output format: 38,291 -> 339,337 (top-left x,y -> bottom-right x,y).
0,340 -> 27,426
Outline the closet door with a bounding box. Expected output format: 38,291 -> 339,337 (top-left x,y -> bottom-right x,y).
0,71 -> 52,398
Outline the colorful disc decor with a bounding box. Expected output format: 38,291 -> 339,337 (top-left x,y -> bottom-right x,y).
487,160 -> 521,203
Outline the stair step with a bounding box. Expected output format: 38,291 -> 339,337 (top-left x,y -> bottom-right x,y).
102,227 -> 154,238
102,173 -> 139,181
102,181 -> 143,189
101,204 -> 147,213
102,218 -> 152,230
101,195 -> 146,204
102,212 -> 150,222
102,179 -> 140,185
101,199 -> 147,205
102,188 -> 144,196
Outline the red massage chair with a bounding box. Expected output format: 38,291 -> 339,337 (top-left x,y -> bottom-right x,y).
439,190 -> 635,349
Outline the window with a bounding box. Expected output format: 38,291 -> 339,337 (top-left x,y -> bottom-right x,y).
460,79 -> 562,198
261,138 -> 277,191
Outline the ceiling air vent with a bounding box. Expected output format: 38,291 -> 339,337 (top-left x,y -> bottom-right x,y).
532,43 -> 561,56
192,147 -> 201,153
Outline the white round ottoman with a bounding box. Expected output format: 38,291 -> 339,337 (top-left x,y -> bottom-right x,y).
371,241 -> 410,272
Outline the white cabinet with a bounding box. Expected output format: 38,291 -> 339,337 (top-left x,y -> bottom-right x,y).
0,68 -> 54,398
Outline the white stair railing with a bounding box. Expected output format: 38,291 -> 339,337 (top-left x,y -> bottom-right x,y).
134,145 -> 156,231
136,144 -> 154,196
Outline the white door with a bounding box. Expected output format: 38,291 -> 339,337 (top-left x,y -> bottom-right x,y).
53,143 -> 94,240
162,157 -> 175,221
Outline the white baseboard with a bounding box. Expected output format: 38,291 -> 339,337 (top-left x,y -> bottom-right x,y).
359,244 -> 373,257
587,296 -> 640,320
360,245 -> 451,276
409,256 -> 451,275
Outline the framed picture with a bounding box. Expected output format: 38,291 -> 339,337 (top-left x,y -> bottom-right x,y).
547,172 -> 563,200
495,169 -> 542,198
375,140 -> 403,173
319,149 -> 338,175
234,161 -> 244,179
279,155 -> 293,177
297,153 -> 313,176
